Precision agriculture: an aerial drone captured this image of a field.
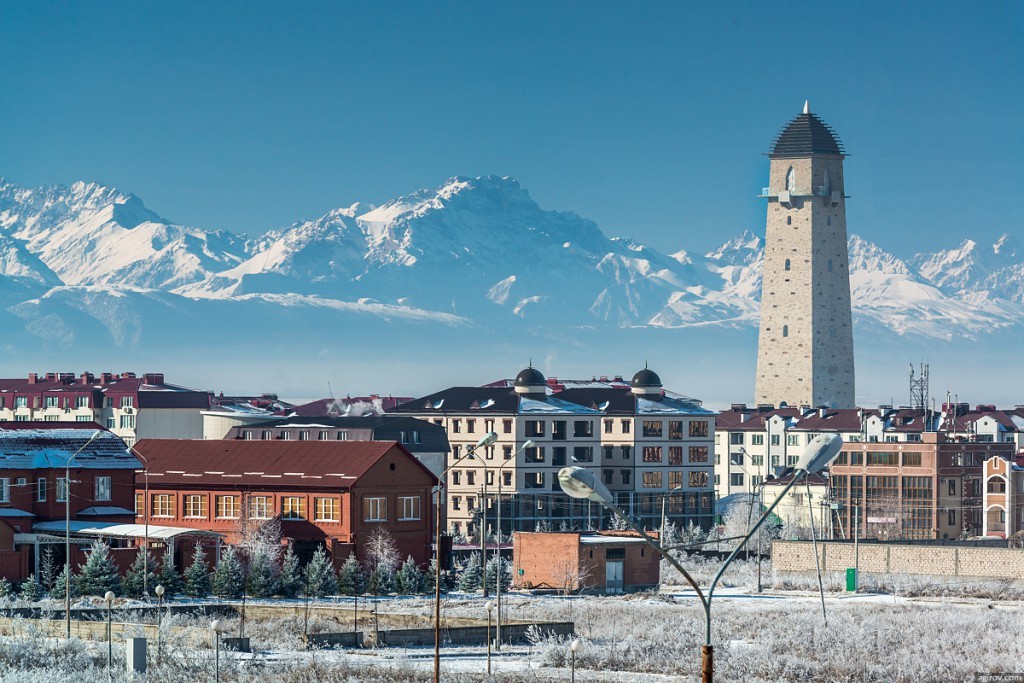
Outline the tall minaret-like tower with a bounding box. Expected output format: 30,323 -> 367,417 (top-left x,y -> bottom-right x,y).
754,102 -> 855,409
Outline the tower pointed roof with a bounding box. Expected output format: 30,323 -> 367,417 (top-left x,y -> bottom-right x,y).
769,105 -> 846,158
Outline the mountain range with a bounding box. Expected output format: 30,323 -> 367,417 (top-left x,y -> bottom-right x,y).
1,174 -> 1021,404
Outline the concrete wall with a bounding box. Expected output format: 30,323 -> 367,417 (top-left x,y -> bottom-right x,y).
378,621 -> 575,647
773,540 -> 1024,581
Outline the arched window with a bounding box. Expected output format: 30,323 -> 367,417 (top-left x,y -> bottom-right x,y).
782,325 -> 789,338
822,169 -> 831,196
784,259 -> 791,271
787,216 -> 792,225
827,259 -> 833,272
786,166 -> 796,193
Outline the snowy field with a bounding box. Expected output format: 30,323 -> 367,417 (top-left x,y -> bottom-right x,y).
1,573 -> 1023,683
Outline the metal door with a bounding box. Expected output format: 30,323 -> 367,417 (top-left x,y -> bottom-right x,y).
605,560 -> 624,594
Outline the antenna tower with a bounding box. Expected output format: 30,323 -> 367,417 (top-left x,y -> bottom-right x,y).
909,362 -> 930,428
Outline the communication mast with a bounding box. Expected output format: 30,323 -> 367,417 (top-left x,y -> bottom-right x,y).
909,362 -> 930,430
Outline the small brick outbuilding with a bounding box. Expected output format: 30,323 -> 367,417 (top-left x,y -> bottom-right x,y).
512,530 -> 660,594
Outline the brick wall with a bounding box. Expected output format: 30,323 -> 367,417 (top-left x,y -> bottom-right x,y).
773,540 -> 1024,580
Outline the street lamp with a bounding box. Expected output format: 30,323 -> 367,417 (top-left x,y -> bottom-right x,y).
154,584 -> 165,663
484,600 -> 494,675
659,484 -> 685,543
434,431 -> 498,683
557,434 -> 842,683
211,619 -> 227,682
570,638 -> 581,683
491,438 -> 533,651
105,590 -> 115,672
130,446 -> 150,598
65,429 -> 104,639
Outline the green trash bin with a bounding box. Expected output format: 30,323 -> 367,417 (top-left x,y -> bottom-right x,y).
845,567 -> 857,592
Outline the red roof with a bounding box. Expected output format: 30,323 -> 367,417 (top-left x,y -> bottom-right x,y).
134,439 -> 436,488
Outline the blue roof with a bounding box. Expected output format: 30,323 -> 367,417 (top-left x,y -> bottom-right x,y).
0,428 -> 140,470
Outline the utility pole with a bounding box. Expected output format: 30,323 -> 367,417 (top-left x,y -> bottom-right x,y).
853,501 -> 860,593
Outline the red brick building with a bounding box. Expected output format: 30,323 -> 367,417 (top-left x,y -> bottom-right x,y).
512,530 -> 660,594
133,439 -> 438,567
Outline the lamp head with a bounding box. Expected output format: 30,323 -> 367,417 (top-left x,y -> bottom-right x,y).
476,431 -> 498,448
211,619 -> 225,633
570,638 -> 582,652
522,439 -> 535,450
557,466 -> 612,505
104,591 -> 115,603
155,584 -> 165,597
796,434 -> 843,473
484,600 -> 494,613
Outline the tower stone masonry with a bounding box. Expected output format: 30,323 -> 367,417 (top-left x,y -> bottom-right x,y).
754,103 -> 855,409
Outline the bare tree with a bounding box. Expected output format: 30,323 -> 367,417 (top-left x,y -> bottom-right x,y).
365,527 -> 401,575
551,557 -> 594,595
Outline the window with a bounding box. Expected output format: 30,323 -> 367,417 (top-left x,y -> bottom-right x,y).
784,259 -> 791,271
902,452 -> 922,467
782,325 -> 789,338
452,496 -> 461,510
987,477 -> 1006,494
216,495 -> 240,519
364,496 -> 387,521
45,396 -> 60,408
621,420 -> 631,434
413,430 -> 421,444
503,446 -> 512,460
134,492 -> 143,515
620,470 -> 631,485
604,420 -> 613,434
573,421 -> 593,437
668,447 -> 685,465
241,430 -> 253,440
298,430 -> 310,441
152,494 -> 174,517
866,451 -> 898,466
771,434 -> 780,446
751,434 -> 764,446
642,421 -> 663,438
503,419 -> 513,434
94,476 -> 111,502
572,446 -> 593,463
552,446 -> 567,466
603,469 -> 613,485
318,430 -> 329,440
121,395 -> 134,409
668,421 -> 683,440
249,496 -> 271,519
729,433 -> 744,445
467,471 -> 476,486
451,419 -> 461,434
399,496 -> 421,520
37,478 -> 47,502
76,396 -> 89,409
337,431 -> 349,441
106,418 -> 115,429
120,414 -> 136,429
184,495 -> 207,518
14,396 -> 27,408
642,471 -> 663,489
452,471 -> 461,486
466,419 -> 476,434
787,434 -> 800,446
621,446 -> 632,460
642,446 -> 662,463
502,471 -> 512,486
689,421 -> 709,438
688,446 -> 708,463
76,415 -> 93,422
486,470 -> 494,485
524,472 -> 545,489
282,497 -> 306,519
314,497 -> 339,521
524,420 -> 545,437
828,259 -> 834,272
729,473 -> 745,487
0,478 -> 8,503
485,445 -> 495,460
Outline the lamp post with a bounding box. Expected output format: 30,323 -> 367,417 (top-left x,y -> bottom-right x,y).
130,446 -> 150,598
659,484 -> 685,543
492,439 -> 533,651
65,429 -> 103,639
434,431 -> 498,683
211,619 -> 227,683
570,638 -> 581,683
557,434 -> 843,683
105,590 -> 115,673
154,584 -> 165,663
484,600 -> 494,675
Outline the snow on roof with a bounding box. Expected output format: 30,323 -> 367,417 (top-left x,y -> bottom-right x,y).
77,506 -> 135,516
636,396 -> 715,416
32,521 -> 223,540
579,535 -> 649,545
1011,415 -> 1024,431
518,396 -> 602,415
0,508 -> 35,517
0,428 -> 139,470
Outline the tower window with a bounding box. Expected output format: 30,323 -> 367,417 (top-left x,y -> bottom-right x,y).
827,259 -> 833,272
782,325 -> 789,337
785,259 -> 791,271
787,216 -> 792,225
786,166 -> 796,193
827,216 -> 832,226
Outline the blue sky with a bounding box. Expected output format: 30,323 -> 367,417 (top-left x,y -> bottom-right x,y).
1,1 -> 1021,257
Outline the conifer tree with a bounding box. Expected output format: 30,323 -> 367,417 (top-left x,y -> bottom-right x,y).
367,564 -> 395,595
278,544 -> 302,599
246,547 -> 279,598
77,539 -> 121,596
0,577 -> 12,600
335,554 -> 365,595
396,555 -> 423,594
302,545 -> 337,598
50,565 -> 78,600
18,578 -> 41,602
485,555 -> 511,593
39,547 -> 59,593
157,553 -> 183,597
457,554 -> 482,592
211,546 -> 245,599
183,543 -> 211,598
122,550 -> 158,599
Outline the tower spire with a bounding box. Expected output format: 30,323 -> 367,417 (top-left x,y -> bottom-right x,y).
803,100 -> 809,114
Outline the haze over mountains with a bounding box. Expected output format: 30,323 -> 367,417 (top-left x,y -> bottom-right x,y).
0,175 -> 1020,405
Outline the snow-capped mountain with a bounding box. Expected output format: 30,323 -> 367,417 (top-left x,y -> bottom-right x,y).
1,172 -> 1023,392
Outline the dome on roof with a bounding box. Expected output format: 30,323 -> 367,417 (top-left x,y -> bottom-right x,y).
514,366 -> 546,395
630,367 -> 663,396
769,107 -> 845,159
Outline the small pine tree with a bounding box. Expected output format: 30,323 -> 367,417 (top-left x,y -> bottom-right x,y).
211,546 -> 245,599
50,565 -> 79,600
183,543 -> 211,598
396,556 -> 422,594
39,547 -> 59,593
278,544 -> 302,599
157,553 -> 183,598
485,555 -> 511,593
367,564 -> 395,595
0,577 -> 12,599
457,554 -> 482,592
302,545 -> 337,598
19,578 -> 41,602
246,548 -> 279,598
423,558 -> 440,594
122,550 -> 159,599
336,554 -> 365,596
77,539 -> 121,596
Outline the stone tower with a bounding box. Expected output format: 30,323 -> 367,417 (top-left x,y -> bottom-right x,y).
754,102 -> 855,409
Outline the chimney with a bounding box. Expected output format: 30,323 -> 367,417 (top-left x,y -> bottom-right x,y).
143,373 -> 164,385
818,407 -> 827,418
80,372 -> 94,385
27,373 -> 37,384
100,373 -> 112,385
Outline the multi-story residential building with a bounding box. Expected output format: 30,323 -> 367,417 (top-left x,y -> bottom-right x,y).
223,415 -> 450,477
760,472 -> 829,536
982,454 -> 1024,539
0,423 -> 142,583
391,366 -> 715,540
133,439 -> 437,567
202,392 -> 294,439
829,432 -> 1015,540
0,372 -> 210,446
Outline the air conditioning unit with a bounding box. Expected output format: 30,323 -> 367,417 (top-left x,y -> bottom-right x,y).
123,407 -> 134,414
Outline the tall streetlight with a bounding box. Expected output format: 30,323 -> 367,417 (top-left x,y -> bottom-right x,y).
104,590 -> 115,672
154,584 -> 165,664
484,600 -> 494,675
130,446 -> 151,598
65,429 -> 104,639
211,619 -> 227,683
434,431 -> 498,683
486,438 -> 533,651
557,434 -> 843,683
659,484 -> 685,543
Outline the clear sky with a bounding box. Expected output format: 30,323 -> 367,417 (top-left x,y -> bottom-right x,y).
1,1 -> 1021,257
